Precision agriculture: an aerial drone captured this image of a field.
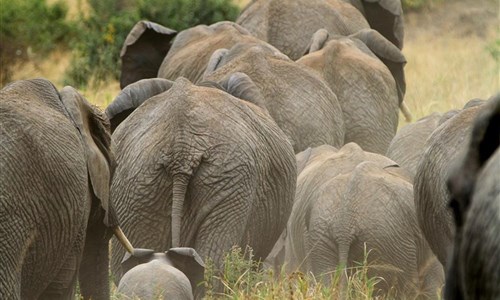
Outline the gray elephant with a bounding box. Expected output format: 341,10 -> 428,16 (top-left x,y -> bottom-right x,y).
297,28 -> 408,154
107,77 -> 297,292
285,143 -> 444,298
158,21 -> 265,83
236,0 -> 403,60
414,100 -> 487,268
203,42 -> 345,153
446,94 -> 500,300
117,248 -> 205,300
0,79 -> 133,299
386,112 -> 443,179
120,21 -> 266,88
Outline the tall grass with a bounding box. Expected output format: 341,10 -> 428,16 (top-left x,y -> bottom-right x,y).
200,246 -> 394,300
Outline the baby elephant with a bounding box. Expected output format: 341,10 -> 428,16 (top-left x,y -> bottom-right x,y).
117,247 -> 205,300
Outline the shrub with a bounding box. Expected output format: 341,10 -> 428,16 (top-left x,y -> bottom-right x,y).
0,0 -> 73,86
65,0 -> 240,87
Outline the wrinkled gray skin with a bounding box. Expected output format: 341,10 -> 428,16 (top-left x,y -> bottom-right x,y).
298,29 -> 406,154
0,79 -> 122,299
414,101 -> 486,268
203,42 -> 345,153
108,78 -> 297,294
285,143 -> 443,298
236,0 -> 404,60
120,21 -> 268,87
446,95 -> 500,300
117,248 -> 205,300
387,112 -> 442,179
158,21 -> 265,83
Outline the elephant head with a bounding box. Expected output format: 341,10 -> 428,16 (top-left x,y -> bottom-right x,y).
118,247 -> 205,299
343,0 -> 405,49
120,20 -> 177,89
157,21 -> 263,83
446,94 -> 500,299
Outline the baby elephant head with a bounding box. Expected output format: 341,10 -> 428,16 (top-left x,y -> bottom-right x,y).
118,247 -> 205,300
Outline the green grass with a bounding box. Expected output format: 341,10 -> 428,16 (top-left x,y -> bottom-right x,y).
198,246 -> 395,300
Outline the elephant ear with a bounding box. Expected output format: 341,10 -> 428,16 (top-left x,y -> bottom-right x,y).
218,72 -> 267,111
106,78 -> 174,133
447,94 -> 500,227
360,0 -> 404,49
166,247 -> 205,293
304,28 -> 330,55
204,48 -> 229,77
59,86 -> 117,227
120,248 -> 156,275
120,20 -> 177,89
350,29 -> 406,105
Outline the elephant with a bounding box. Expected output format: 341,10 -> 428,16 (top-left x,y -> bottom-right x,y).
203,42 -> 345,153
120,21 -> 268,88
285,143 -> 444,298
107,77 -> 297,293
117,247 -> 205,300
386,112 -> 443,179
297,28 -> 408,154
236,0 -> 404,60
0,78 -> 134,299
413,100 -> 488,268
445,94 -> 500,300
158,21 -> 266,83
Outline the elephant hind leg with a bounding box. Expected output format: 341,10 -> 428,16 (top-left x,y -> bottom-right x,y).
38,253 -> 79,300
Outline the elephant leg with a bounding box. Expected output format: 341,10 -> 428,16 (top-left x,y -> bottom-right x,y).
0,246 -> 22,299
79,219 -> 113,300
193,207 -> 251,295
38,253 -> 79,300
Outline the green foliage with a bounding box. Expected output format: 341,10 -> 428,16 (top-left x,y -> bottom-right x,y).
65,0 -> 240,87
0,0 -> 73,85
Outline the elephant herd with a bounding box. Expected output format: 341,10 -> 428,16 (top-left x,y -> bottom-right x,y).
0,0 -> 498,299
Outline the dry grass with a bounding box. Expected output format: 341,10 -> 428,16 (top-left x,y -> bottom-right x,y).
402,34 -> 498,122
400,0 -> 499,124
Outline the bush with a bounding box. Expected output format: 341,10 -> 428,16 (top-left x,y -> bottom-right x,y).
0,0 -> 73,85
65,0 -> 240,87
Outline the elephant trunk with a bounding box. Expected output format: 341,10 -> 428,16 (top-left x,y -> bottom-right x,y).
172,173 -> 189,248
113,226 -> 134,254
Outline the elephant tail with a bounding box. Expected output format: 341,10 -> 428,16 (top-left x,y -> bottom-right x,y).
171,173 -> 190,248
337,242 -> 350,296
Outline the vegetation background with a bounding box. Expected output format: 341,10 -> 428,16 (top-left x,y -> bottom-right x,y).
1,0 -> 498,297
